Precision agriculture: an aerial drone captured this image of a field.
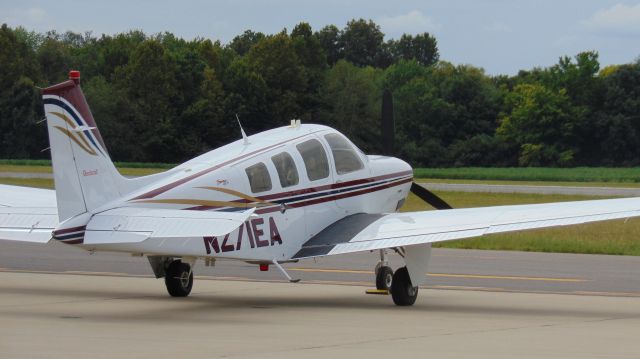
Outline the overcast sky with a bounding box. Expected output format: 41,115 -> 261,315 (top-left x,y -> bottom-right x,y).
2,0 -> 640,75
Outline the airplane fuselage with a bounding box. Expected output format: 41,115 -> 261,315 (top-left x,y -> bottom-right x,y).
69,124 -> 413,261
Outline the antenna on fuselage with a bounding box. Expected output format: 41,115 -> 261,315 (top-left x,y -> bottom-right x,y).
235,114 -> 249,145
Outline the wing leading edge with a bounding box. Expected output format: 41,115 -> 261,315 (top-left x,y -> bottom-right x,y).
293,197 -> 640,259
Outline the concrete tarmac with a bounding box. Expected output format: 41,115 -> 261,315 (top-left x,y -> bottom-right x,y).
1,271 -> 639,359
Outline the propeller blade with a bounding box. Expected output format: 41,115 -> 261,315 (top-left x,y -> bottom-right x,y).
381,89 -> 395,156
410,182 -> 452,210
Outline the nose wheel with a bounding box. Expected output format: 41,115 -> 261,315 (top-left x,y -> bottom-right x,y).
375,265 -> 394,290
165,260 -> 193,297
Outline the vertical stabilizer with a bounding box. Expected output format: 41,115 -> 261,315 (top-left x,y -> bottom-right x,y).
42,70 -> 125,221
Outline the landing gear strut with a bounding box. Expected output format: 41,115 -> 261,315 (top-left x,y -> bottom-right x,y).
164,260 -> 193,297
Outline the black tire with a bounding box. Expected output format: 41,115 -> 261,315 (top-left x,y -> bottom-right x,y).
376,266 -> 394,290
164,260 -> 193,297
390,266 -> 418,306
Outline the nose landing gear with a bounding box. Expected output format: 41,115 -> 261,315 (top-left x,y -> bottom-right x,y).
374,249 -> 394,291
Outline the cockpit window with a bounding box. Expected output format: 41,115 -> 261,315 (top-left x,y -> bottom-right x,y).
245,162 -> 272,193
324,133 -> 364,175
271,152 -> 299,188
296,139 -> 329,181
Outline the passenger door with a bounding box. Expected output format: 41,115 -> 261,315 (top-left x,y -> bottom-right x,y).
293,138 -> 341,240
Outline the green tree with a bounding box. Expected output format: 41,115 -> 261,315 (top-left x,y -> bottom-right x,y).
0,24 -> 45,159
179,67 -> 227,154
315,25 -> 341,66
590,62 -> 640,165
222,57 -> 269,133
340,19 -> 385,67
497,83 -> 577,166
228,30 -> 265,56
116,39 -> 180,162
245,32 -> 307,126
37,37 -> 71,84
291,22 -> 327,121
389,33 -> 439,66
319,60 -> 382,152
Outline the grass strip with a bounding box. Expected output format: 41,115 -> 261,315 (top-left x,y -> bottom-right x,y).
414,167 -> 640,183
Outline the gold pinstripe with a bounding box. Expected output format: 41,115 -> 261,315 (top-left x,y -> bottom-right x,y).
49,111 -> 97,156
53,126 -> 97,156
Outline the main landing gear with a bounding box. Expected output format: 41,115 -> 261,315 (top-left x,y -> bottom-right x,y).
371,249 -> 421,306
390,266 -> 418,306
164,259 -> 193,297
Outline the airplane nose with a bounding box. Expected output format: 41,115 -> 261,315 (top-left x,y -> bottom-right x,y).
367,155 -> 413,178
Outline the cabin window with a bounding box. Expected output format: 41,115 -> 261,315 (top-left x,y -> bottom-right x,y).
245,162 -> 272,193
271,152 -> 299,188
324,133 -> 364,175
296,139 -> 329,181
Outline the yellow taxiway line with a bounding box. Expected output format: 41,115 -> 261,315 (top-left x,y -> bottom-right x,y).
288,267 -> 588,282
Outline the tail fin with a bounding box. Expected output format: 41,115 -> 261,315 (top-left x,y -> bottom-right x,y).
42,70 -> 127,222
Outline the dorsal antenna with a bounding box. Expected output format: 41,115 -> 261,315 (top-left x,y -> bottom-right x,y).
236,114 -> 249,145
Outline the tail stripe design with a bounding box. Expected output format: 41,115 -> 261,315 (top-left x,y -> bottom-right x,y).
53,125 -> 97,156
52,225 -> 86,243
43,97 -> 106,156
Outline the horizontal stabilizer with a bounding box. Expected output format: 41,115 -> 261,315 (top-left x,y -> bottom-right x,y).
84,207 -> 255,245
0,207 -> 58,243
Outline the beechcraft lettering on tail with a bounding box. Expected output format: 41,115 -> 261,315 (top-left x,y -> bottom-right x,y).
2,70 -> 640,306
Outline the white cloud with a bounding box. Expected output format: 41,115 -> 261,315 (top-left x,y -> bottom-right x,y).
582,3 -> 640,35
378,10 -> 442,37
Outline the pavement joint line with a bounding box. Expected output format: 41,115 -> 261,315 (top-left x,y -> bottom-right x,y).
0,269 -> 638,298
288,267 -> 589,282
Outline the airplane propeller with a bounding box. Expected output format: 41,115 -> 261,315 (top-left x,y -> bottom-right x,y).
381,89 -> 453,210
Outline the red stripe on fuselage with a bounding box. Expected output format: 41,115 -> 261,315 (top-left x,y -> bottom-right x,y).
255,177 -> 413,214
259,170 -> 413,201
185,170 -> 414,211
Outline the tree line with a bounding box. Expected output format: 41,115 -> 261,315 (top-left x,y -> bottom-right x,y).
1,20 -> 639,166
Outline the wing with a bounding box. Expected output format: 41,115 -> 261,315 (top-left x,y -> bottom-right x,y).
0,185 -> 58,243
293,197 -> 640,259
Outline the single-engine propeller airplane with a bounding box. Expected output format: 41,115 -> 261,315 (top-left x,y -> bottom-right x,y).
1,70 -> 640,306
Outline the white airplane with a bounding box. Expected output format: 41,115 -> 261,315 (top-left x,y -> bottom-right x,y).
1,70 -> 640,306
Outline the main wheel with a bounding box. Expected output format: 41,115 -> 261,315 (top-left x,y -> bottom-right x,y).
165,260 -> 193,297
390,266 -> 418,306
376,266 -> 394,290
